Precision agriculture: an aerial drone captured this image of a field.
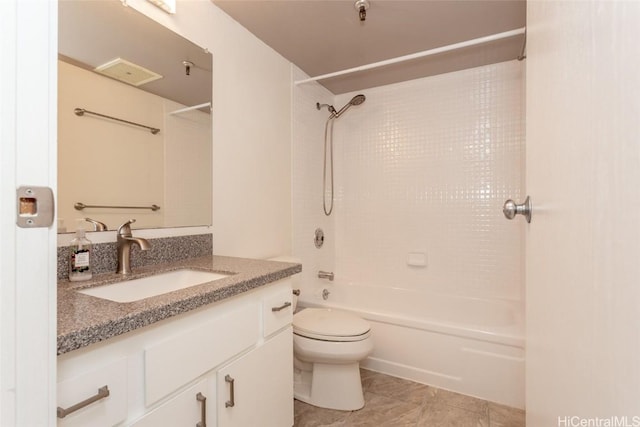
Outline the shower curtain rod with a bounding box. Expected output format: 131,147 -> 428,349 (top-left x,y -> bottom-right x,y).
294,27 -> 526,85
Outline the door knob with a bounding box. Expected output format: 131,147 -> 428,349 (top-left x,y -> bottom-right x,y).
503,196 -> 532,223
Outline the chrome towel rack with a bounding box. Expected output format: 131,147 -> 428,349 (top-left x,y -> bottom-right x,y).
75,202 -> 161,211
74,108 -> 160,135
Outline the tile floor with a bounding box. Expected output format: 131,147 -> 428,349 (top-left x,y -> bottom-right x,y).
294,369 -> 525,427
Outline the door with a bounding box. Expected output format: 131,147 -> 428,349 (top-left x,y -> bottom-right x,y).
0,0 -> 57,425
526,1 -> 640,424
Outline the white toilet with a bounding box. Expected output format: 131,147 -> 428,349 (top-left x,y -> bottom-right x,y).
292,307 -> 373,411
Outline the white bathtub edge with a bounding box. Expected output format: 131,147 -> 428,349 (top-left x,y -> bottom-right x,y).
298,300 -> 525,410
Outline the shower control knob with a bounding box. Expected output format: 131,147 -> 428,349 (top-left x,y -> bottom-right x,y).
503,196 -> 532,223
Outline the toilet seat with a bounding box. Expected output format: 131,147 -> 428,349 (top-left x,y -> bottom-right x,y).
293,308 -> 371,342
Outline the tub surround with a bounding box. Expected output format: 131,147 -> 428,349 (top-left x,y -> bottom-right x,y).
58,255 -> 301,355
57,233 -> 213,280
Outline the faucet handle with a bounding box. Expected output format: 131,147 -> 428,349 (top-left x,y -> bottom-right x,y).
84,217 -> 107,231
117,219 -> 136,237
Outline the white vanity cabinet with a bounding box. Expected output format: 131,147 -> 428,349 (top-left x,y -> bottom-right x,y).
218,328 -> 293,427
129,379 -> 210,427
56,357 -> 128,427
57,278 -> 294,427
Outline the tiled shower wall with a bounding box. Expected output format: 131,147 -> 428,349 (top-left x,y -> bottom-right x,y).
293,61 -> 525,302
291,66 -> 337,296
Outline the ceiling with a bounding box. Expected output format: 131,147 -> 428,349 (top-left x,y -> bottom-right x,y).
213,0 -> 526,94
59,0 -> 212,110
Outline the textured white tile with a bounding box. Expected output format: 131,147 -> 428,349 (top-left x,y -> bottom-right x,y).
293,61 -> 525,301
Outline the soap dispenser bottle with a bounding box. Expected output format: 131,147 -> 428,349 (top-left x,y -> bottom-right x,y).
69,220 -> 92,281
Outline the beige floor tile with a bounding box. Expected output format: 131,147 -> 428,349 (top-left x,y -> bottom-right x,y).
359,368 -> 383,391
428,388 -> 489,415
294,414 -> 349,427
417,401 -> 489,427
294,400 -> 351,427
360,368 -> 384,391
363,370 -> 431,406
359,368 -> 380,381
294,370 -> 524,427
488,402 -> 525,427
345,392 -> 422,427
295,399 -> 317,417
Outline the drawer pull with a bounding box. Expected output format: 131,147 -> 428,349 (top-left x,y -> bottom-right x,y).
271,301 -> 292,312
196,392 -> 207,427
57,385 -> 110,418
225,375 -> 235,408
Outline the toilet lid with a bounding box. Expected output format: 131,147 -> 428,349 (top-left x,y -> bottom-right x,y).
293,308 -> 371,341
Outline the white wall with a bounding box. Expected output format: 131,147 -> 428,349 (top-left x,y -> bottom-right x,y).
294,61 -> 525,303
526,1 -> 640,424
129,0 -> 292,259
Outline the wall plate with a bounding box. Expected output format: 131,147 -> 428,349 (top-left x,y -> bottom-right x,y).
16,186 -> 54,228
314,228 -> 324,248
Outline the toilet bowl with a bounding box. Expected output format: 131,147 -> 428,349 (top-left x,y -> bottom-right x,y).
293,308 -> 373,411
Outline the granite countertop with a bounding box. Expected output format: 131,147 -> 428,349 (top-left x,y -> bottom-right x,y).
58,255 -> 301,355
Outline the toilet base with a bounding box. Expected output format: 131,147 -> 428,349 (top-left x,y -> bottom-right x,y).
294,359 -> 365,411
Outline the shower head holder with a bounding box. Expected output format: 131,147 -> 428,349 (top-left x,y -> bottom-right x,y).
355,0 -> 370,22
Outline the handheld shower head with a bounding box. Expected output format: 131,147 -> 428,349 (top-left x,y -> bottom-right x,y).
319,93 -> 366,217
350,94 -> 366,106
333,94 -> 366,118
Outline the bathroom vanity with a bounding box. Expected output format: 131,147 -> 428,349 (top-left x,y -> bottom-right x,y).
57,256 -> 300,427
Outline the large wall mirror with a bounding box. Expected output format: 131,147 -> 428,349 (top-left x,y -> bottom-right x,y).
58,0 -> 212,233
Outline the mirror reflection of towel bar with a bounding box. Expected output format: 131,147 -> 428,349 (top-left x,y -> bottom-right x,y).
75,202 -> 160,211
74,107 -> 160,135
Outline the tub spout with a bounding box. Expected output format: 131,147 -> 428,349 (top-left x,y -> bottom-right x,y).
318,271 -> 334,281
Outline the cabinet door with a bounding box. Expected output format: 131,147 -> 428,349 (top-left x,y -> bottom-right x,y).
130,379 -> 211,427
218,328 -> 293,427
145,301 -> 260,405
57,358 -> 127,427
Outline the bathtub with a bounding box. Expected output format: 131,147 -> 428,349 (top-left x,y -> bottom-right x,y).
298,283 -> 525,409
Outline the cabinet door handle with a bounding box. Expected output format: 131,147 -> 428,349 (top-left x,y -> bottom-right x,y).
196,392 -> 207,427
224,374 -> 235,408
57,385 -> 110,418
271,301 -> 292,312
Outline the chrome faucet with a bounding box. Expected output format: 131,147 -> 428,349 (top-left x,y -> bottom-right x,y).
116,219 -> 151,274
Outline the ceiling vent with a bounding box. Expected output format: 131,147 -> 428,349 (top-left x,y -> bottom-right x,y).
94,58 -> 162,87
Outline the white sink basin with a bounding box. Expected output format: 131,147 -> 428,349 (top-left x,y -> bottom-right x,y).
77,269 -> 229,303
